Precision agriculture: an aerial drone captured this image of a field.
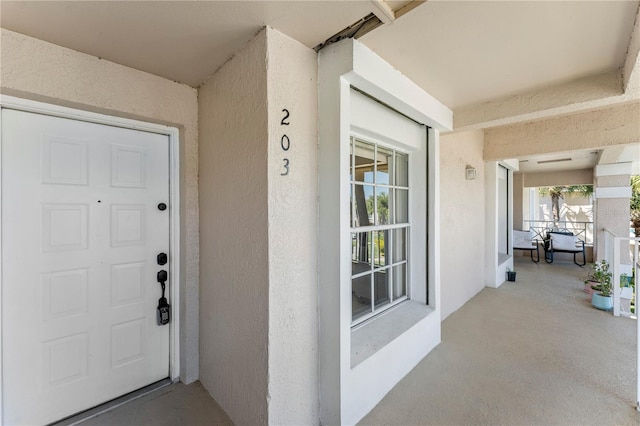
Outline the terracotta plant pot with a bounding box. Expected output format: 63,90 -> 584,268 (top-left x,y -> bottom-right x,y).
586,284 -> 601,301
583,280 -> 598,294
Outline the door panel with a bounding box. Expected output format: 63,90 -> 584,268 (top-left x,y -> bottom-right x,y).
1,109 -> 171,425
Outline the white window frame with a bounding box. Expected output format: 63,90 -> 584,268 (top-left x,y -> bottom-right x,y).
318,38 -> 452,426
350,136 -> 411,325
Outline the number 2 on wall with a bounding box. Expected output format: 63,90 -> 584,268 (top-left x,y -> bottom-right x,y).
281,109 -> 290,126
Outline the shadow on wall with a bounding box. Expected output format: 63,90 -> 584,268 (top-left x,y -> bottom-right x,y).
537,194 -> 593,222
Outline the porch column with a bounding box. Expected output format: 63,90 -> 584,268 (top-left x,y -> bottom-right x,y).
594,163 -> 632,261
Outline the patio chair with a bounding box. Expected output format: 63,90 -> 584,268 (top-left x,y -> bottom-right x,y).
544,231 -> 586,266
513,230 -> 540,263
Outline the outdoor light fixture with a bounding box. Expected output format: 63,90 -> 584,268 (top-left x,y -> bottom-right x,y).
465,165 -> 477,180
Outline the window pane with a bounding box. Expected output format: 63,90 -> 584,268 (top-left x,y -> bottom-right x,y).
374,269 -> 390,308
354,141 -> 375,184
392,264 -> 407,299
352,232 -> 372,275
352,274 -> 372,320
349,138 -> 354,182
354,184 -> 374,227
376,146 -> 393,185
350,184 -> 354,227
373,230 -> 390,267
392,228 -> 407,263
375,187 -> 390,225
396,152 -> 408,187
396,189 -> 409,223
349,135 -> 413,324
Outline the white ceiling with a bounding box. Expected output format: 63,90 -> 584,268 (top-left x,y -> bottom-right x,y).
360,0 -> 639,109
517,145 -> 640,175
0,0 -> 375,87
3,1 -> 637,109
517,150 -> 599,174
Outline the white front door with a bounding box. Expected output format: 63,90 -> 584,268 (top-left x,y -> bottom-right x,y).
1,109 -> 171,425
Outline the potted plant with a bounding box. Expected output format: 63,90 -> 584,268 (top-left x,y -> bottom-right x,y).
506,268 -> 516,282
591,260 -> 613,311
583,263 -> 599,296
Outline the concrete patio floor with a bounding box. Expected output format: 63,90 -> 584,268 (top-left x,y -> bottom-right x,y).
73,257 -> 639,425
361,257 -> 639,425
67,381 -> 232,426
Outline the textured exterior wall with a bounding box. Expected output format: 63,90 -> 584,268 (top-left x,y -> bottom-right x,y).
265,28 -> 319,425
484,103 -> 640,160
198,30 -> 269,425
594,172 -> 631,261
0,28 -> 200,383
597,175 -> 630,187
537,194 -> 593,223
523,169 -> 594,187
440,130 -> 486,319
454,71 -> 624,131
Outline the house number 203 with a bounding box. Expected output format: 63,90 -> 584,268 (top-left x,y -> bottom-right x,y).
280,108 -> 290,176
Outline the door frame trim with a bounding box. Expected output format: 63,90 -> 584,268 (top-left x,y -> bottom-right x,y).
0,95 -> 182,424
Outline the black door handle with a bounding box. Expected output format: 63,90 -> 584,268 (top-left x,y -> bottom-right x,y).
157,270 -> 168,283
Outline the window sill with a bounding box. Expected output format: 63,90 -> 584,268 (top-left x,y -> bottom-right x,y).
351,300 -> 434,368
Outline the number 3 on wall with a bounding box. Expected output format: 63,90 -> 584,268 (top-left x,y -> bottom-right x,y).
281,158 -> 290,176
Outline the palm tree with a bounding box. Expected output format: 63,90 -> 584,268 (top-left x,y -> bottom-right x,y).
631,175 -> 640,211
631,176 -> 640,237
538,185 -> 593,222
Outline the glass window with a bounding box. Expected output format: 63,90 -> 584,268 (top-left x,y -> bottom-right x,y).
395,152 -> 408,187
350,137 -> 410,324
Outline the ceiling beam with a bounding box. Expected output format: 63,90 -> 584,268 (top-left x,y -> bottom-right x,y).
622,3 -> 640,96
523,169 -> 594,188
453,71 -> 633,132
597,146 -> 627,165
394,1 -> 427,19
369,0 -> 395,24
483,102 -> 640,161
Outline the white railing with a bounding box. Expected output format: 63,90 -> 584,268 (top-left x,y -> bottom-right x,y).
524,220 -> 593,245
602,228 -> 639,412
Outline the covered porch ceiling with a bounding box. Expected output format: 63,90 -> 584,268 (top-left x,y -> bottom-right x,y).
1,1 -> 639,175
517,144 -> 640,176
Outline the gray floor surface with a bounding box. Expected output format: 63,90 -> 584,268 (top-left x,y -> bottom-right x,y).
80,257 -> 639,425
77,381 -> 232,426
360,257 -> 640,425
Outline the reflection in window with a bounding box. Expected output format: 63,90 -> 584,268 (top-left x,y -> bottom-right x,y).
350,137 -> 410,324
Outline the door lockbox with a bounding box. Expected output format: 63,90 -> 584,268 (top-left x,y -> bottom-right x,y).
156,269 -> 170,326
157,298 -> 170,326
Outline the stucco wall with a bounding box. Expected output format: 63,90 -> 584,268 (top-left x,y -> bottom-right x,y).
439,130 -> 486,319
523,169 -> 594,187
594,172 -> 631,261
265,28 -> 319,425
484,103 -> 640,160
198,30 -> 269,425
0,28 -> 200,383
536,194 -> 593,223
